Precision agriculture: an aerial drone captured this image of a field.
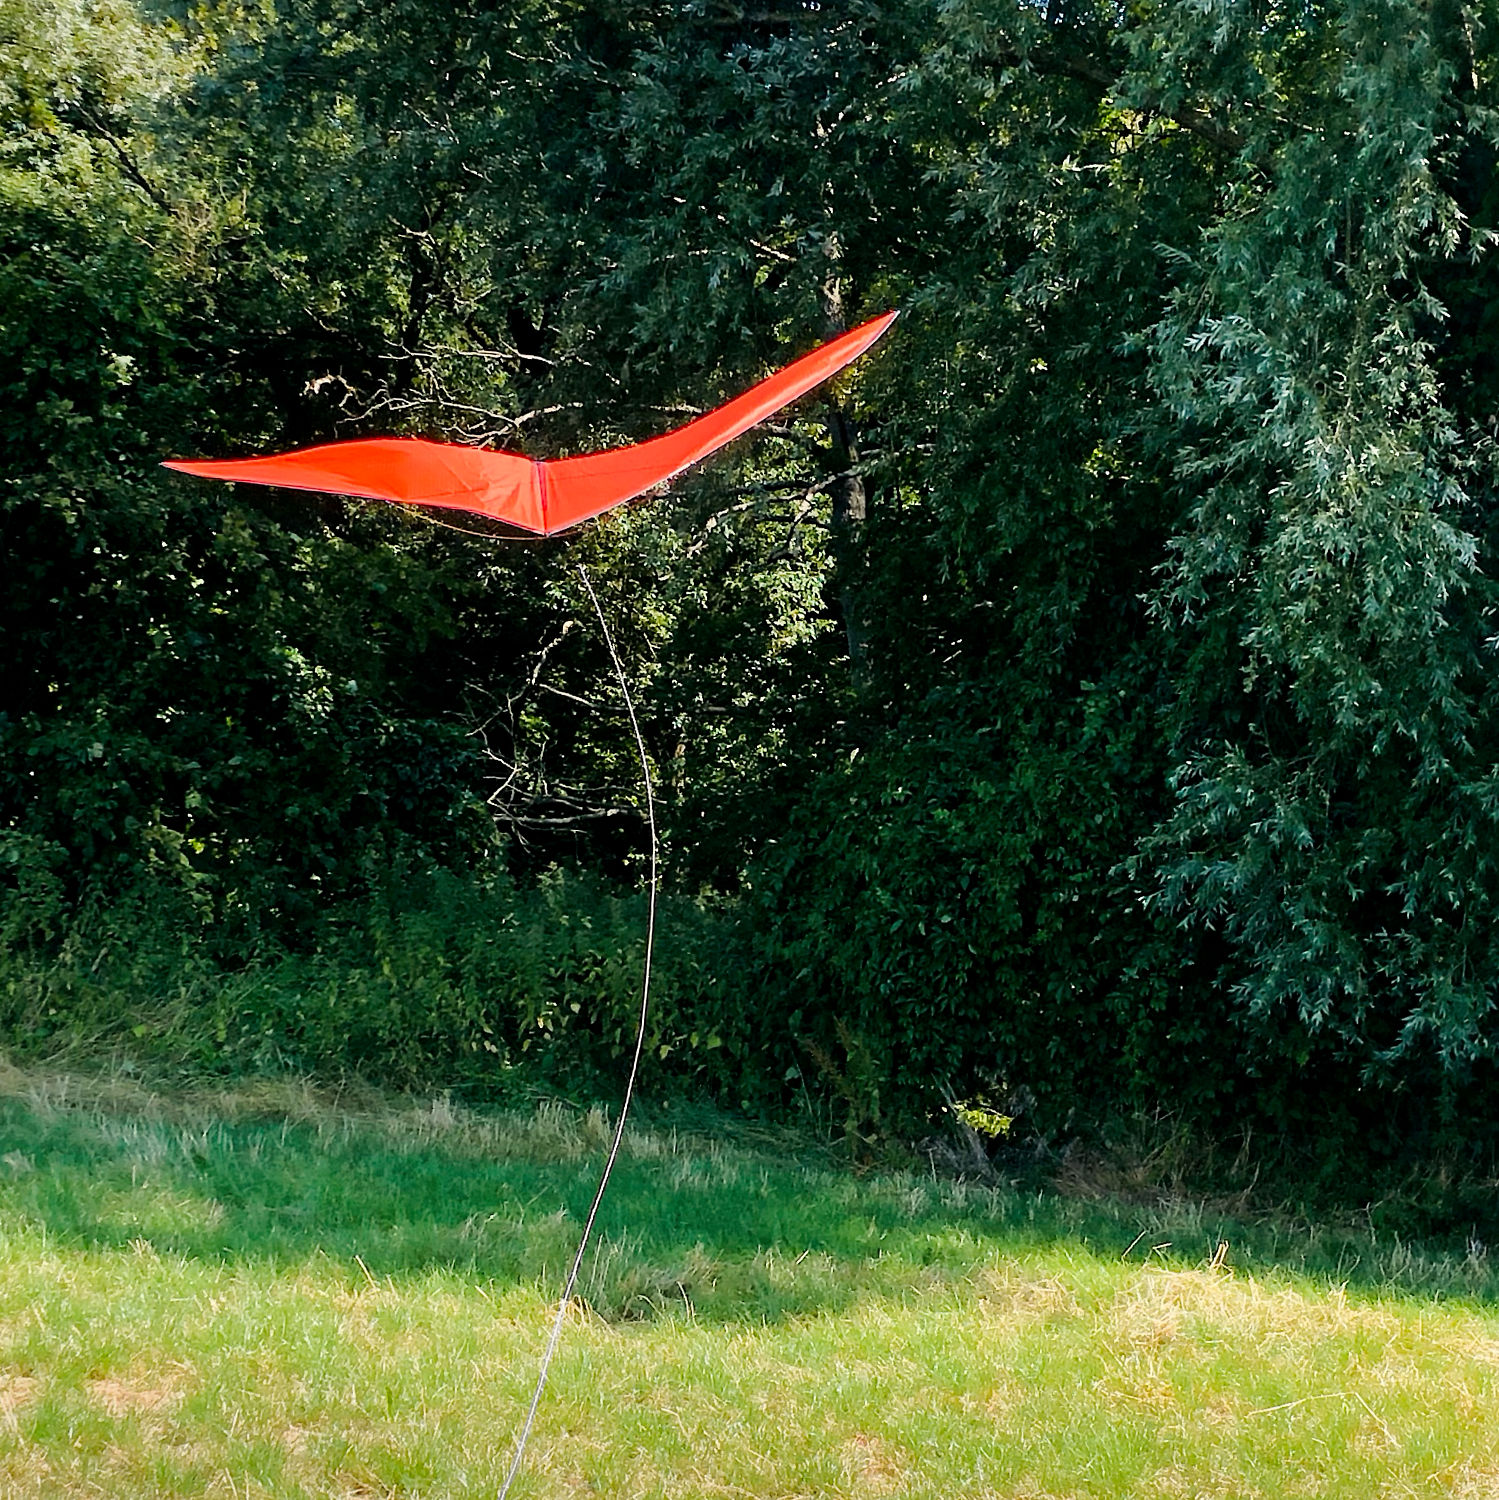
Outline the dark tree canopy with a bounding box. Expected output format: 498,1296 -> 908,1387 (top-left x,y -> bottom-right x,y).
6,0 -> 1499,1161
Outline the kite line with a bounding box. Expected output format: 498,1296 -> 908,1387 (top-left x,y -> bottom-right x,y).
495,560 -> 658,1500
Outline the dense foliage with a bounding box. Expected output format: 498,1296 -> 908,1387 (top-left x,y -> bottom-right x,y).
6,0 -> 1499,1171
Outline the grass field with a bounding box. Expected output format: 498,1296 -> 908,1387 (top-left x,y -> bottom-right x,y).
2,1058 -> 1499,1498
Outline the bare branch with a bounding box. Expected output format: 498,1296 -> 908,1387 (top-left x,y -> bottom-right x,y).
70,105 -> 174,214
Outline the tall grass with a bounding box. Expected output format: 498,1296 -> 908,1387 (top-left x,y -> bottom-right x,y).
2,1059 -> 1499,1497
0,861 -> 743,1104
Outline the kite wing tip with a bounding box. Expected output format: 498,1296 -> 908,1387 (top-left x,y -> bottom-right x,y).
854,308 -> 900,350
162,458 -> 226,479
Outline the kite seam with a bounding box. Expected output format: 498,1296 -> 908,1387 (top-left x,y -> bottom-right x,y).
495,561 -> 657,1500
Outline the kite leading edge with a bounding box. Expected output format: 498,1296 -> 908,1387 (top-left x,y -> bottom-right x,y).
162,311 -> 897,532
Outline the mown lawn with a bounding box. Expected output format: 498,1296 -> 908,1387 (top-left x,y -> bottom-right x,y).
1,1058 -> 1497,1498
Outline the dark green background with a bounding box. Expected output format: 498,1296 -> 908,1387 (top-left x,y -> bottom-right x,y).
6,0 -> 1499,1199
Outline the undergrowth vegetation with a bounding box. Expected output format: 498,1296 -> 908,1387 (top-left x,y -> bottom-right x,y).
0,858 -> 746,1105
10,857 -> 1499,1236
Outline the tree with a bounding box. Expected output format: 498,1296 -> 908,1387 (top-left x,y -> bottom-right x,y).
10,0 -> 1499,1160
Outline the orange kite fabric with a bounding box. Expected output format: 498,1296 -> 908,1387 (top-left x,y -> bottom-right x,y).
163,312 -> 897,534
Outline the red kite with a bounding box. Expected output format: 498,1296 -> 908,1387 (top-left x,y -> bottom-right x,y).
163,312 -> 896,533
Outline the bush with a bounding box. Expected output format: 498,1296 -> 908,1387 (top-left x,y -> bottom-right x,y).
0,852 -> 733,1102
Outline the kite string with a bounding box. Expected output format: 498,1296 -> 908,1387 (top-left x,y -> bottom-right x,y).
496,560 -> 658,1500
413,511 -> 536,542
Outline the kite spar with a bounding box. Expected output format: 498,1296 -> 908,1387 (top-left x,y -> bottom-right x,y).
163,309 -> 897,1498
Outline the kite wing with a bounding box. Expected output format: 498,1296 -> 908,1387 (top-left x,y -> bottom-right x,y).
162,437 -> 547,528
162,311 -> 897,536
537,311 -> 896,532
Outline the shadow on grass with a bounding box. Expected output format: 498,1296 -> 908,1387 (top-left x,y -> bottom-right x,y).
2,1084 -> 1497,1322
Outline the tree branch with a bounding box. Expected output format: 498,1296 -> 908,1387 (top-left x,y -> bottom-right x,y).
992,45 -> 1246,154
71,105 -> 174,214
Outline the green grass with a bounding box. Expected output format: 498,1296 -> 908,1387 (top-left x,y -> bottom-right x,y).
2,1059 -> 1499,1497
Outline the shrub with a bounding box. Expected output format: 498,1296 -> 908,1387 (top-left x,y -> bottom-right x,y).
0,853 -> 732,1102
